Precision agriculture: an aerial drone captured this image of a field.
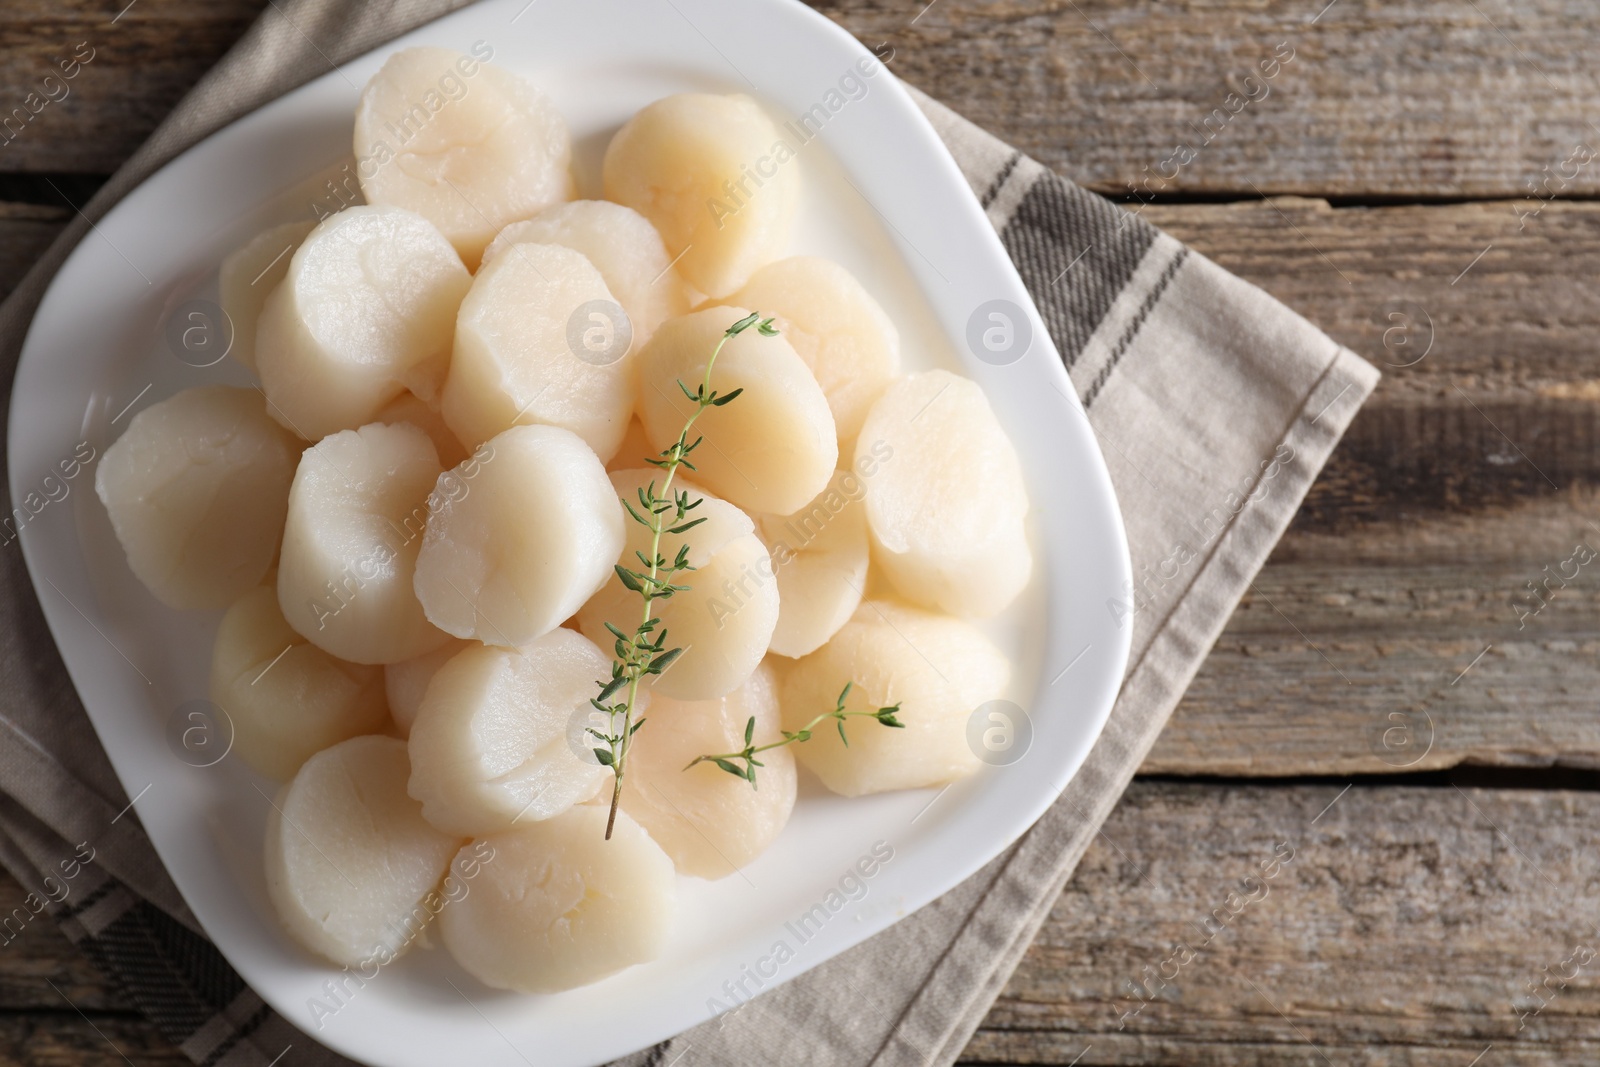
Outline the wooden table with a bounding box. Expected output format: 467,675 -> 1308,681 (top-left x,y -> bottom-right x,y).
3,1 -> 1595,1063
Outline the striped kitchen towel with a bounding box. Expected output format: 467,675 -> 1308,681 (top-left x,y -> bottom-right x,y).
0,1 -> 1377,1064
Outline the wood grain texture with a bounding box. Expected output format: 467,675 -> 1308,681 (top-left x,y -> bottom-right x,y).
0,0 -> 266,174
1151,494 -> 1600,776
1135,197 -> 1600,774
0,868 -> 187,1065
0,1 -> 1595,197
963,781 -> 1600,1065
1115,196 -> 1600,524
812,0 -> 1600,199
0,1017 -> 189,1066
1140,198 -> 1600,400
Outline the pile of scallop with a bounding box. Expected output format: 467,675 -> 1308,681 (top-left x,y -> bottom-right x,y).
94,47 -> 1033,994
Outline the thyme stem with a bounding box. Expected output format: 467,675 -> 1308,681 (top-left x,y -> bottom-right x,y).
593,311 -> 777,839
685,682 -> 904,787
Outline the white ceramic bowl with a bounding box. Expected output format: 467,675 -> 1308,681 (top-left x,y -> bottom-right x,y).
8,1 -> 1131,1063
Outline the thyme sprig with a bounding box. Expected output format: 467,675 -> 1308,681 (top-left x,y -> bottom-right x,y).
591,310 -> 778,839
685,682 -> 904,787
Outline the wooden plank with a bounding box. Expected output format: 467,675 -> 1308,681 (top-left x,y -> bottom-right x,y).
1135,197 -> 1600,774
961,781 -> 1600,1064
0,1015 -> 189,1066
0,0 -> 266,174
1138,197 -> 1600,406
0,1 -> 1591,199
1154,499 -> 1600,776
0,868 -> 186,1064
1142,196 -> 1600,526
815,0 -> 1600,199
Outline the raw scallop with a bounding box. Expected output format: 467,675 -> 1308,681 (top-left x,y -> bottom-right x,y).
256,205 -> 470,441
438,805 -> 674,993
210,580 -> 389,780
384,638 -> 470,739
354,46 -> 572,266
95,386 -> 301,610
218,220 -> 314,372
577,469 -> 777,701
442,243 -> 633,460
780,600 -> 1010,796
620,663 -> 794,878
856,370 -> 1032,618
602,93 -> 797,297
277,421 -> 451,665
722,257 -> 899,442
406,630 -> 612,835
480,200 -> 690,343
376,390 -> 469,469
636,306 -> 836,516
607,416 -> 655,473
755,470 -> 870,658
265,736 -> 461,967
413,424 -> 624,648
